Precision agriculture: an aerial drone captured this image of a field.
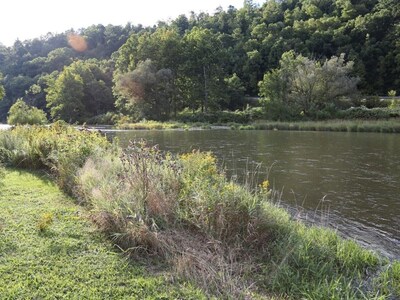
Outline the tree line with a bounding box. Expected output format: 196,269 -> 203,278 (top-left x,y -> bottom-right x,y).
0,0 -> 399,123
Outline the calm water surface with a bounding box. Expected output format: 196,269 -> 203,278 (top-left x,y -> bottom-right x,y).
105,129 -> 400,259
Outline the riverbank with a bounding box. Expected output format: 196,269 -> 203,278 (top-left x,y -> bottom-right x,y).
0,169 -> 204,299
248,119 -> 400,133
116,119 -> 400,133
0,125 -> 399,298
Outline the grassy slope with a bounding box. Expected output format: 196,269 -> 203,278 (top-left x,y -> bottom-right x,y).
0,169 -> 205,299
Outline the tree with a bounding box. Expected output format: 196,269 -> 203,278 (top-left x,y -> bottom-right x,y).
46,60 -> 114,122
224,73 -> 246,109
182,27 -> 228,112
114,59 -> 174,120
46,68 -> 85,122
172,14 -> 190,35
259,51 -> 359,119
7,98 -> 47,125
0,73 -> 5,101
44,47 -> 75,72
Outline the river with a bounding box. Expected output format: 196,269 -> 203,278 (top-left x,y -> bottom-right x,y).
103,129 -> 400,259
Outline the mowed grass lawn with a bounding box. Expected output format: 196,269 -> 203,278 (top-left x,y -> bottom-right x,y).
0,169 -> 205,299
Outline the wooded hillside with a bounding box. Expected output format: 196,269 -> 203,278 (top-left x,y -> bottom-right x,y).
0,0 -> 398,122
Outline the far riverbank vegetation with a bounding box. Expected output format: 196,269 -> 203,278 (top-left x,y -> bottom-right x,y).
0,0 -> 399,130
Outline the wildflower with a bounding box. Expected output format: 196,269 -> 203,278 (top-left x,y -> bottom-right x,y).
260,180 -> 270,192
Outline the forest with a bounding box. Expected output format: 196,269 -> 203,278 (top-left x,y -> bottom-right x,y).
0,0 -> 399,123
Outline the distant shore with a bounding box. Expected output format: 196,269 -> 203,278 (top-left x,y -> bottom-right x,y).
115,119 -> 400,133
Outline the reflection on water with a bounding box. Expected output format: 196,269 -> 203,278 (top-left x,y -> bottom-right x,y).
104,129 -> 400,259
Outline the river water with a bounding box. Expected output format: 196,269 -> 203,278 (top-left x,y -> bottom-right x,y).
104,129 -> 400,259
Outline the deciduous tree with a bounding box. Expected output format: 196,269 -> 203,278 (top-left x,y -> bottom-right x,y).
114,59 -> 174,120
259,51 -> 359,119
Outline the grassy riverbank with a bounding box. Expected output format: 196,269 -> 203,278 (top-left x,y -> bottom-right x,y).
117,120 -> 213,130
246,119 -> 400,133
0,124 -> 399,298
0,169 -> 204,299
116,119 -> 400,133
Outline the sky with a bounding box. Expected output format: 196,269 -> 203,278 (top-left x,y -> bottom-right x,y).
0,0 -> 263,46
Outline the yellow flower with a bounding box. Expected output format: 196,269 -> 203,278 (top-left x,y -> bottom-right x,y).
260,180 -> 270,191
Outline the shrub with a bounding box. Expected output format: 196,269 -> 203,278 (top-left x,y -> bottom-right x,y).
85,112 -> 118,125
336,106 -> 400,120
79,143 -> 270,246
360,96 -> 388,108
176,107 -> 263,124
7,99 -> 47,125
0,123 -> 110,193
388,90 -> 399,110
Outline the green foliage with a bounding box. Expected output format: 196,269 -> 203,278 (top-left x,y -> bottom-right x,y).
114,26 -> 230,118
0,124 -> 109,193
265,223 -> 381,299
224,73 -> 246,109
259,51 -> 359,120
114,59 -> 174,120
1,0 -> 400,122
85,111 -> 118,125
44,47 -> 75,72
37,212 -> 54,231
0,72 -> 5,101
337,106 -> 400,119
375,261 -> 400,297
7,99 -> 47,125
46,68 -> 85,122
177,107 -> 263,124
117,120 -> 186,130
46,60 -> 114,123
388,90 -> 399,109
181,27 -> 228,112
252,119 -> 400,133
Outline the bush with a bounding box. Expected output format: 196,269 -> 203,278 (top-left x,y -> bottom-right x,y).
337,106 -> 400,120
7,99 -> 47,125
79,143 -> 271,247
0,123 -> 110,193
361,96 -> 388,109
77,142 -> 273,296
176,107 -> 263,124
85,112 -> 118,125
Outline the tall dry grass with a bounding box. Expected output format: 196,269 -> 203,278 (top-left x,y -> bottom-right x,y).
77,141 -> 273,297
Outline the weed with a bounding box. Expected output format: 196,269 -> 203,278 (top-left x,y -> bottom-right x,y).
0,123 -> 110,193
37,212 -> 54,231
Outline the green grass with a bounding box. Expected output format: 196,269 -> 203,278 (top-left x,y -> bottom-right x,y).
0,169 -> 205,299
376,261 -> 400,297
117,120 -> 190,130
117,120 -> 225,130
116,119 -> 400,133
251,119 -> 400,133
